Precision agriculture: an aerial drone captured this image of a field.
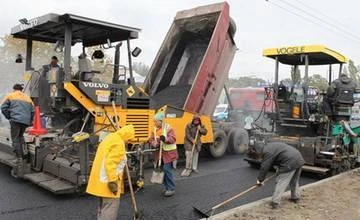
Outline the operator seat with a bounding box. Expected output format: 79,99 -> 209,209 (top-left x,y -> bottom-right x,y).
78,53 -> 95,82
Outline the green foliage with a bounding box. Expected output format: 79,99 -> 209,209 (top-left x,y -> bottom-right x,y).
308,74 -> 328,91
0,35 -> 62,95
347,59 -> 359,83
226,76 -> 266,88
0,35 -> 62,67
291,66 -> 301,84
133,62 -> 149,76
280,78 -> 294,86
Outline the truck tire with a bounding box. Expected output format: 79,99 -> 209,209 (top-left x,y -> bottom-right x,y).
209,130 -> 228,158
228,128 -> 249,154
228,17 -> 236,38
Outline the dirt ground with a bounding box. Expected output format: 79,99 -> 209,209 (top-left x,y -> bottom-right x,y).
225,169 -> 360,220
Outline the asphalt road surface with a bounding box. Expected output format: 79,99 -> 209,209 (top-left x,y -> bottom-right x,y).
0,154 -> 317,220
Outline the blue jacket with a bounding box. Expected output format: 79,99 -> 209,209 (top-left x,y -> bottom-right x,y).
1,91 -> 34,126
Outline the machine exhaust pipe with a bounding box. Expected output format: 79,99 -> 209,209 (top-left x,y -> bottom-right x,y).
113,42 -> 122,84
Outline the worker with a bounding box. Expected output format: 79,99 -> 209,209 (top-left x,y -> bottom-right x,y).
86,124 -> 135,220
256,142 -> 305,209
149,112 -> 178,197
29,70 -> 41,106
181,114 -> 207,177
43,56 -> 60,82
50,56 -> 60,68
1,84 -> 34,177
323,73 -> 356,117
277,81 -> 287,100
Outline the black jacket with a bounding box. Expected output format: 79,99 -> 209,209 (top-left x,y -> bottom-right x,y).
258,142 -> 305,182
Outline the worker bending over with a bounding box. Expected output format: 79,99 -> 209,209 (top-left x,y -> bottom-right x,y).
257,142 -> 305,209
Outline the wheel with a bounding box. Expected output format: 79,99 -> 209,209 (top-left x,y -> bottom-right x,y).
209,130 -> 228,158
228,17 -> 236,38
228,128 -> 249,154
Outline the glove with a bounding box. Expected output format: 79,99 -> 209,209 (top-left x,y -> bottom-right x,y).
108,182 -> 118,195
256,180 -> 264,186
159,135 -> 166,142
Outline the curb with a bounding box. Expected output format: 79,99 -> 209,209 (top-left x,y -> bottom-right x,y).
203,167 -> 360,220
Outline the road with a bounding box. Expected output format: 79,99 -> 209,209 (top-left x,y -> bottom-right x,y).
0,154 -> 316,220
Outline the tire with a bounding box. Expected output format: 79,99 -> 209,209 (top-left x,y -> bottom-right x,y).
228,128 -> 249,154
228,17 -> 236,38
209,130 -> 228,158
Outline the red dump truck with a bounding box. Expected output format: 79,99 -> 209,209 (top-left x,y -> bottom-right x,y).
144,2 -> 249,157
227,87 -> 275,130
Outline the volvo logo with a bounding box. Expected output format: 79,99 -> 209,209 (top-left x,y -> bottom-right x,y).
83,82 -> 109,89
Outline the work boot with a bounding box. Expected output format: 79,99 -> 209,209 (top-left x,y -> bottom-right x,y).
181,169 -> 191,177
289,198 -> 300,204
164,190 -> 175,197
270,202 -> 279,209
192,169 -> 199,174
11,158 -> 22,178
11,168 -> 18,178
161,189 -> 166,195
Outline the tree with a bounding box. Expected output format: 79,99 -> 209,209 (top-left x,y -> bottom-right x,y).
133,62 -> 150,76
347,59 -> 359,83
0,35 -> 62,68
226,76 -> 266,88
0,35 -> 62,97
308,74 -> 328,91
281,78 -> 293,86
291,66 -> 301,85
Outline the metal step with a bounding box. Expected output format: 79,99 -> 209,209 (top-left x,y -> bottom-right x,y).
282,117 -> 308,122
302,165 -> 330,174
23,172 -> 77,194
280,123 -> 308,128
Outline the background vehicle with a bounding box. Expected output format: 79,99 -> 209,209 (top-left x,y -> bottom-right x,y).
245,45 -> 360,175
227,87 -> 274,130
144,2 -> 249,157
213,104 -> 229,121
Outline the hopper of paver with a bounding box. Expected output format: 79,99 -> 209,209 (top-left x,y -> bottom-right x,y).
143,2 -> 237,116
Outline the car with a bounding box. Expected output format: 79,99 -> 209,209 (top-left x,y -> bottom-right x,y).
213,104 -> 228,121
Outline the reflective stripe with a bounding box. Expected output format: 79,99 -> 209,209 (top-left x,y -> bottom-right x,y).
99,156 -> 127,183
162,124 -> 177,151
153,124 -> 177,151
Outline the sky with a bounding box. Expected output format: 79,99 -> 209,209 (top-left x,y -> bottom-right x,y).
1,0 -> 360,82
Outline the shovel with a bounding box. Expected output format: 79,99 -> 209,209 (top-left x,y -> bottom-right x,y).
181,128 -> 199,177
193,173 -> 276,218
125,163 -> 143,220
150,131 -> 164,184
111,101 -> 143,220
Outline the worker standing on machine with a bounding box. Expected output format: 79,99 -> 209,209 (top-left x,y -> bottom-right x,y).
181,114 -> 207,177
256,142 -> 305,209
323,73 -> 356,117
1,84 -> 34,177
86,125 -> 135,220
149,112 -> 178,197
